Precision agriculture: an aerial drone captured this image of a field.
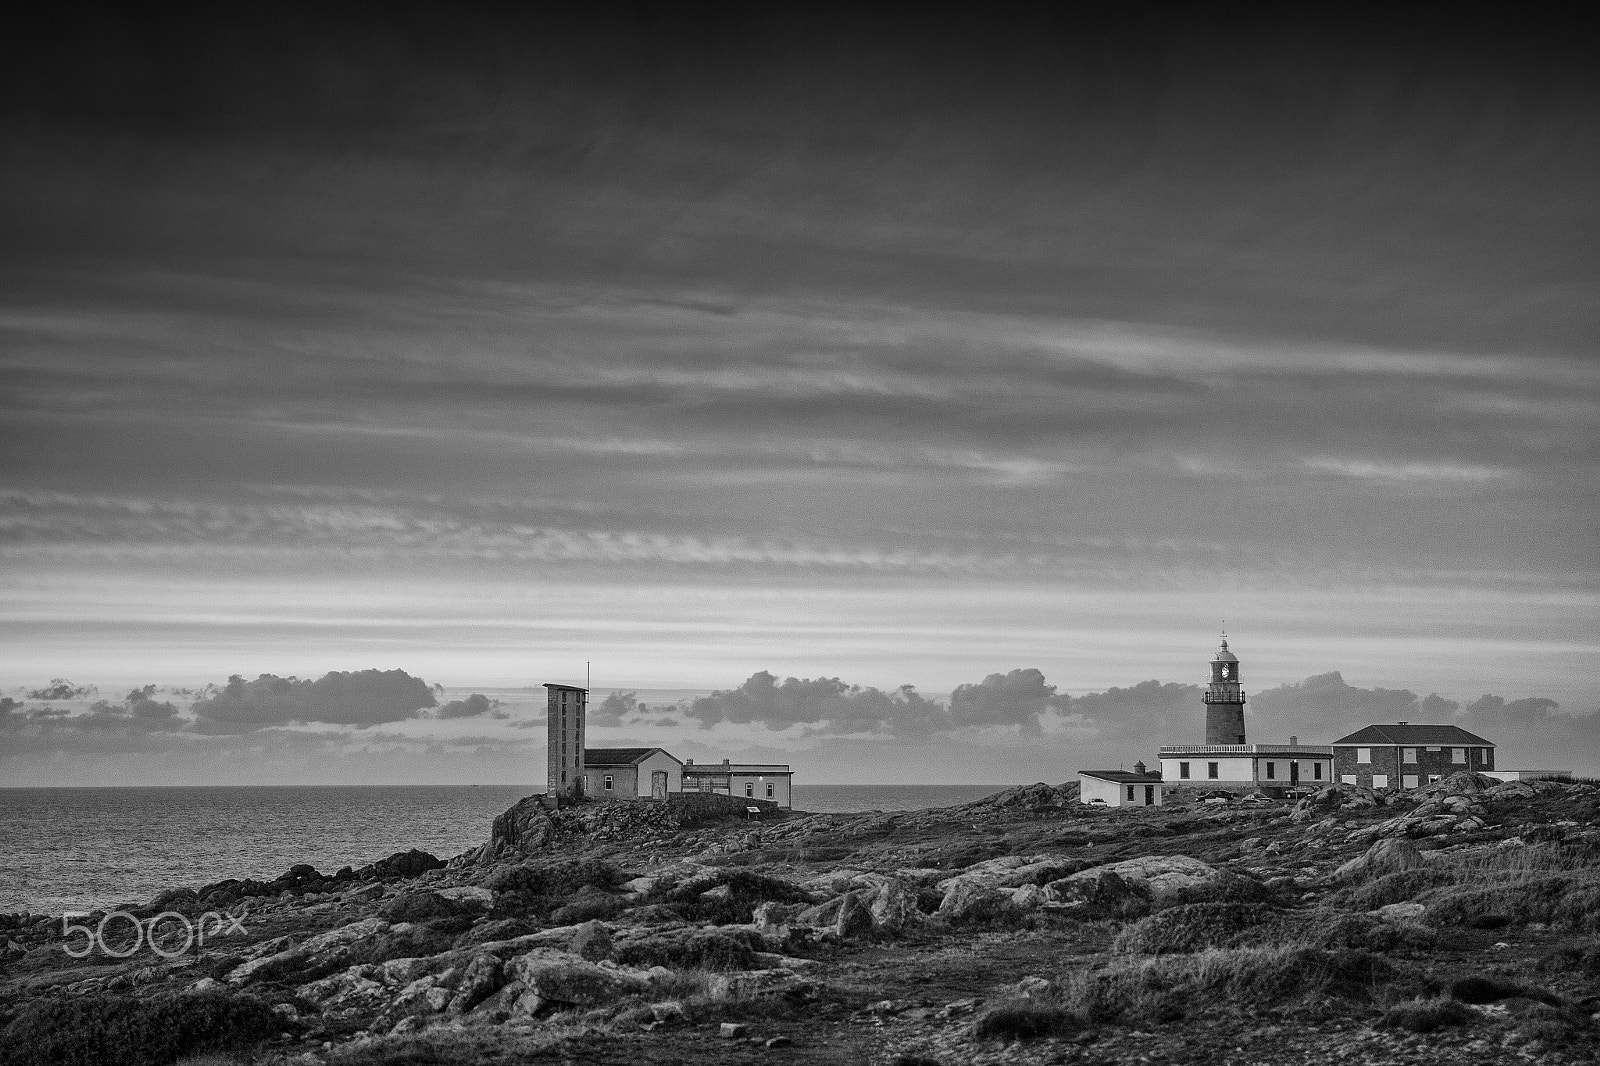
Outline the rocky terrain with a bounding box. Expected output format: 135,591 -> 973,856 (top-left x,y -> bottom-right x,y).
3,772 -> 1599,1065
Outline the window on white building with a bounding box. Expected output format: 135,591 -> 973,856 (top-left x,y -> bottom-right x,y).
1179,762 -> 1190,779
1265,762 -> 1275,780
1127,785 -> 1135,801
1372,774 -> 1389,788
1313,763 -> 1323,780
1207,762 -> 1219,779
603,775 -> 613,791
745,782 -> 754,797
1357,748 -> 1371,763
766,783 -> 774,799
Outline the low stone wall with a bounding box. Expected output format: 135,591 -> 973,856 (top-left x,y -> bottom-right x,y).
668,792 -> 779,814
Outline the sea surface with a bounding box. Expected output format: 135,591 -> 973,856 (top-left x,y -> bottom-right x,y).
0,783 -> 1004,914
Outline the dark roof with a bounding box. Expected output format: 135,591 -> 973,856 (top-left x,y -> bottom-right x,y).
583,747 -> 674,765
1330,724 -> 1494,747
1079,769 -> 1163,784
543,683 -> 587,692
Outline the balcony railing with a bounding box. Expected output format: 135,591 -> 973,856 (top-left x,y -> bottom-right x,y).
1158,743 -> 1333,755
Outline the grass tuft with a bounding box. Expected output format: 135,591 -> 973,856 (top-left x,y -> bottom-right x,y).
972,1000 -> 1078,1042
0,989 -> 282,1066
1380,996 -> 1476,1032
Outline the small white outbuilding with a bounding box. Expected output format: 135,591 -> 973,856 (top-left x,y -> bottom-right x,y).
1078,763 -> 1164,807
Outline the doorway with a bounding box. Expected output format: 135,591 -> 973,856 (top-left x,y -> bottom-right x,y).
1144,785 -> 1155,805
1290,762 -> 1300,785
651,771 -> 668,799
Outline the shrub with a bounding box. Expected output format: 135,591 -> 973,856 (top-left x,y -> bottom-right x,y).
550,894 -> 628,925
341,925 -> 458,970
379,891 -> 469,924
612,928 -> 762,970
654,871 -> 814,925
1417,873 -> 1581,929
1294,912 -> 1438,954
1055,945 -> 1393,1027
482,859 -> 625,921
1335,867 -> 1457,912
972,1000 -> 1078,1042
481,859 -> 621,897
1536,944 -> 1600,977
1380,996 -> 1476,1032
1113,903 -> 1283,955
0,989 -> 281,1066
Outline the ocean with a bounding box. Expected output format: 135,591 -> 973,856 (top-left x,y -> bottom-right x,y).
0,783 -> 1004,914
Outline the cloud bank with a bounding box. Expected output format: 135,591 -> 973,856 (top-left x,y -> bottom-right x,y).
189,669 -> 437,732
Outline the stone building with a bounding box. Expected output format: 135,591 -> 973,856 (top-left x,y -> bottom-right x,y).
544,682 -> 587,798
1331,724 -> 1495,789
1158,637 -> 1332,792
681,759 -> 793,808
1078,763 -> 1164,807
581,747 -> 683,800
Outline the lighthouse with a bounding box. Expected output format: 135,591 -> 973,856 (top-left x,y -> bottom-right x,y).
1203,636 -> 1246,745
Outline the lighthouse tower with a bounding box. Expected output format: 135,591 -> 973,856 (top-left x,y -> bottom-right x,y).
1203,636 -> 1246,744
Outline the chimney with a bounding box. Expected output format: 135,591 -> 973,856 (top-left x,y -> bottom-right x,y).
1398,721 -> 1407,726
1134,760 -> 1147,775
722,758 -> 730,768
1290,736 -> 1297,747
685,758 -> 693,765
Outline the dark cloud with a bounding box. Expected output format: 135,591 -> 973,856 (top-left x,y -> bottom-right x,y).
949,669 -> 1055,735
1249,671 -> 1427,741
26,679 -> 95,701
79,685 -> 181,732
435,693 -> 506,719
591,691 -> 639,728
1053,680 -> 1202,742
189,669 -> 436,732
689,671 -> 949,738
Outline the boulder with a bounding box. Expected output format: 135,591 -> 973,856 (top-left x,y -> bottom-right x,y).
298,966 -> 390,1013
1041,868 -> 1149,918
972,782 -> 1080,808
361,850 -> 446,880
834,893 -> 876,939
226,917 -> 390,986
866,880 -> 924,932
508,948 -> 648,1011
1334,838 -> 1427,883
434,886 -> 494,908
1413,771 -> 1501,797
1103,855 -> 1223,903
796,890 -> 877,938
935,877 -> 1006,922
1007,883 -> 1044,910
707,967 -> 812,1001
753,901 -> 808,935
568,920 -> 613,961
1374,902 -> 1427,921
488,797 -> 556,858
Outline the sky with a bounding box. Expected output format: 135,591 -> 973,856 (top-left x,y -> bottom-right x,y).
2,9 -> 1597,785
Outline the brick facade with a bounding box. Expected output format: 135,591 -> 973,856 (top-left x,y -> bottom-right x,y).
1332,741 -> 1494,788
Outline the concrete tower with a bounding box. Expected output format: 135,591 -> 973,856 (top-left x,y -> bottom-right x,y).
1203,636 -> 1246,745
544,682 -> 587,797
